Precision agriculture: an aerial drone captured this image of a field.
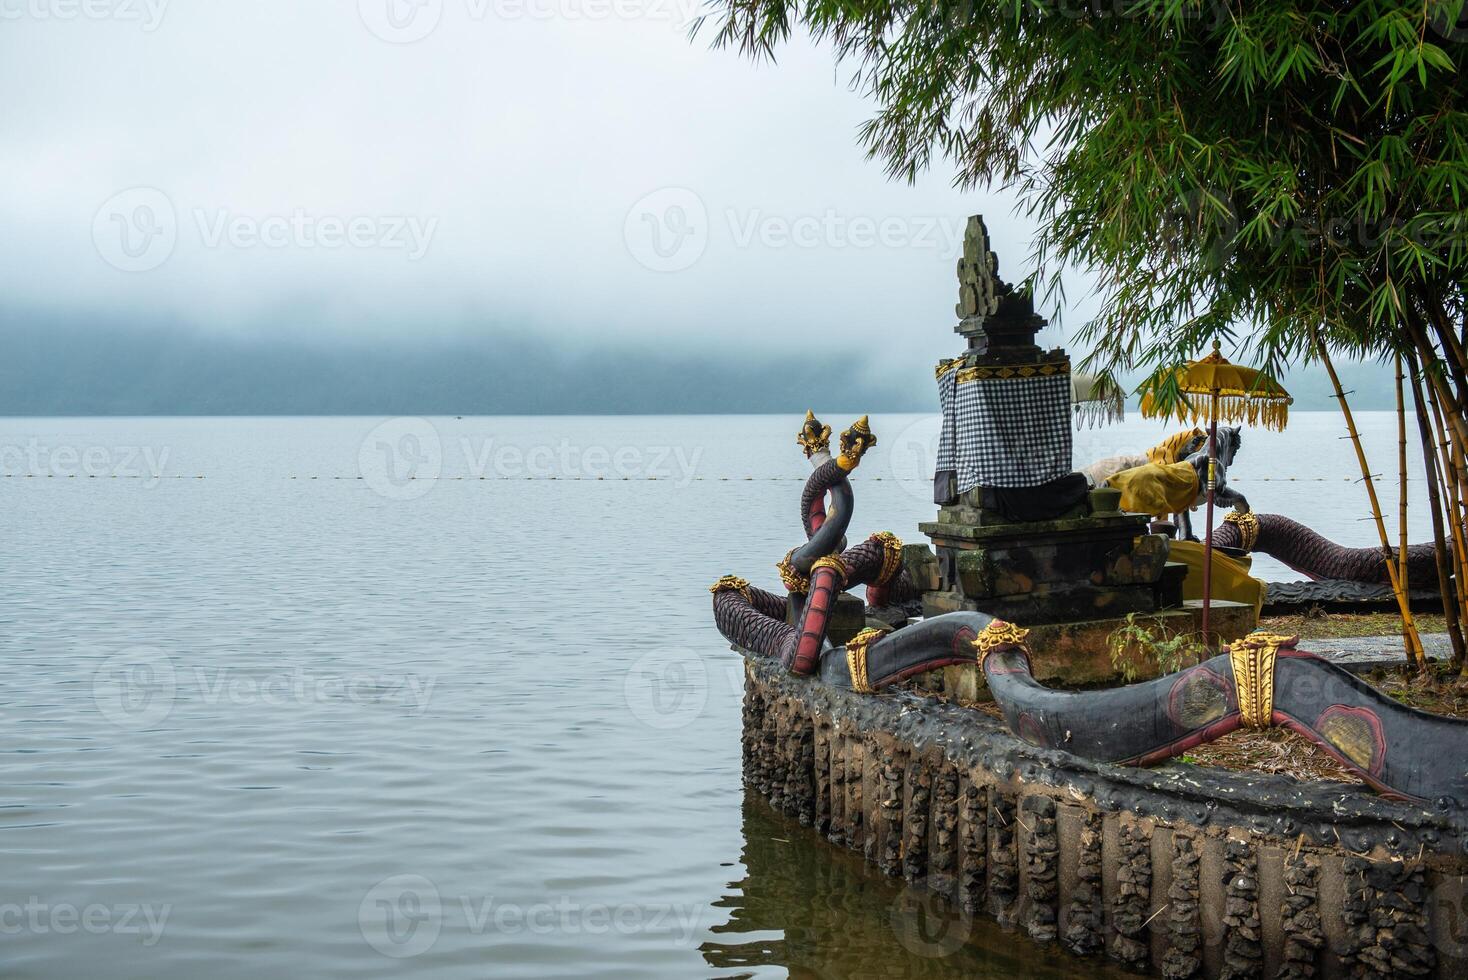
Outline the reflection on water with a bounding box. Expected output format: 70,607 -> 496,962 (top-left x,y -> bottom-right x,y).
706,794 -> 1130,979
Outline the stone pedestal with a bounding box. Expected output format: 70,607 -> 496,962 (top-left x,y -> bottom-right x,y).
908,502 -> 1254,687
916,506 -> 1175,623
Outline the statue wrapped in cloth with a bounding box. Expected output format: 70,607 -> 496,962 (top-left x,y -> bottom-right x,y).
1105,457 -> 1202,516
1078,427 -> 1205,488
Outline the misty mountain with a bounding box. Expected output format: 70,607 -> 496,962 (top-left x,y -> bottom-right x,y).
0,311 -> 1402,416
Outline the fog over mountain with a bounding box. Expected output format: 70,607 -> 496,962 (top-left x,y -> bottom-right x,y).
0,311 -> 1398,416
0,3 -> 1400,416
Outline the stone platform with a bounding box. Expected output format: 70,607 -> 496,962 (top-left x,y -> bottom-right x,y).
743,653 -> 1468,978
929,599 -> 1257,700
916,512 -> 1177,624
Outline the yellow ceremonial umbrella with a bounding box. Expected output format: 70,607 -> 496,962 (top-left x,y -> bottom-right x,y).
1139,341 -> 1292,646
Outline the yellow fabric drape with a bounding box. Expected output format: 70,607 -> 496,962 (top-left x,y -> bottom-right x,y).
1106,461 -> 1200,516
1146,428 -> 1206,465
1168,539 -> 1267,620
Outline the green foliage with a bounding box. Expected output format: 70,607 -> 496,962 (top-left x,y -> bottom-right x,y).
1106,612 -> 1209,682
696,0 -> 1468,390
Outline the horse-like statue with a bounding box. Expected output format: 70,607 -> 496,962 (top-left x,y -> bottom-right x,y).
1085,426 -> 1248,539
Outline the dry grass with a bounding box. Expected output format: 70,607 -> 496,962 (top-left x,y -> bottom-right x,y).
1181,728 -> 1363,785
1259,610 -> 1447,639
1181,664 -> 1468,785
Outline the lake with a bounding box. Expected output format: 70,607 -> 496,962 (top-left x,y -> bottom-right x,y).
0,412 -> 1429,977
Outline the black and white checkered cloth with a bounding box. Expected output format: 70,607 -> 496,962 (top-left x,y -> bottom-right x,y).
935,363 -> 1073,492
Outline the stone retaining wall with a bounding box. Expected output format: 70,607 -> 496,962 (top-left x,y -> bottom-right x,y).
742,654 -> 1468,978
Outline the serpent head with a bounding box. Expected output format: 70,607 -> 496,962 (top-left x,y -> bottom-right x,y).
837,416 -> 877,471
796,410 -> 832,459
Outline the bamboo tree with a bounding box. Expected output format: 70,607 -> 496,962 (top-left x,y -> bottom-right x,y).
1426,380 -> 1468,629
1319,342 -> 1426,670
1410,352 -> 1468,672
703,0 -> 1468,473
1397,356 -> 1412,655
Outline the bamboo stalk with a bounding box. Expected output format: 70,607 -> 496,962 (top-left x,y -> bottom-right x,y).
1397,355 -> 1411,654
1426,382 -> 1468,622
1411,355 -> 1468,671
1317,341 -> 1425,669
1407,316 -> 1468,452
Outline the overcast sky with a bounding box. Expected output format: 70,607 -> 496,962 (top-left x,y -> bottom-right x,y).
1,3 -> 1063,359
1,1 -> 1393,413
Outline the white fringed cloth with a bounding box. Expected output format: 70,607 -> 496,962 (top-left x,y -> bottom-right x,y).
1079,453 -> 1148,489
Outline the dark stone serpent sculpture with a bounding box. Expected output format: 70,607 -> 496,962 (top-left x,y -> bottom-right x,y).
1213,510 -> 1441,583
713,417 -> 1468,807
981,628 -> 1468,806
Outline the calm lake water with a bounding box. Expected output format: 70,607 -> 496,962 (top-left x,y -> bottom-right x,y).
0,412 -> 1430,978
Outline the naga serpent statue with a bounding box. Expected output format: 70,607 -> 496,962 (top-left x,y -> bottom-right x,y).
713,416 -> 1468,808
1215,510 -> 1442,584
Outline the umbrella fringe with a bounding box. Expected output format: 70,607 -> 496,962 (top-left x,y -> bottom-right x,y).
1140,392 -> 1290,432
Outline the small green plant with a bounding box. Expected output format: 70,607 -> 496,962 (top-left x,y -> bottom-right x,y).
1107,614 -> 1209,684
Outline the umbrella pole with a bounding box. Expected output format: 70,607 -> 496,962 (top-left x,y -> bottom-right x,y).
1201,392 -> 1218,650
